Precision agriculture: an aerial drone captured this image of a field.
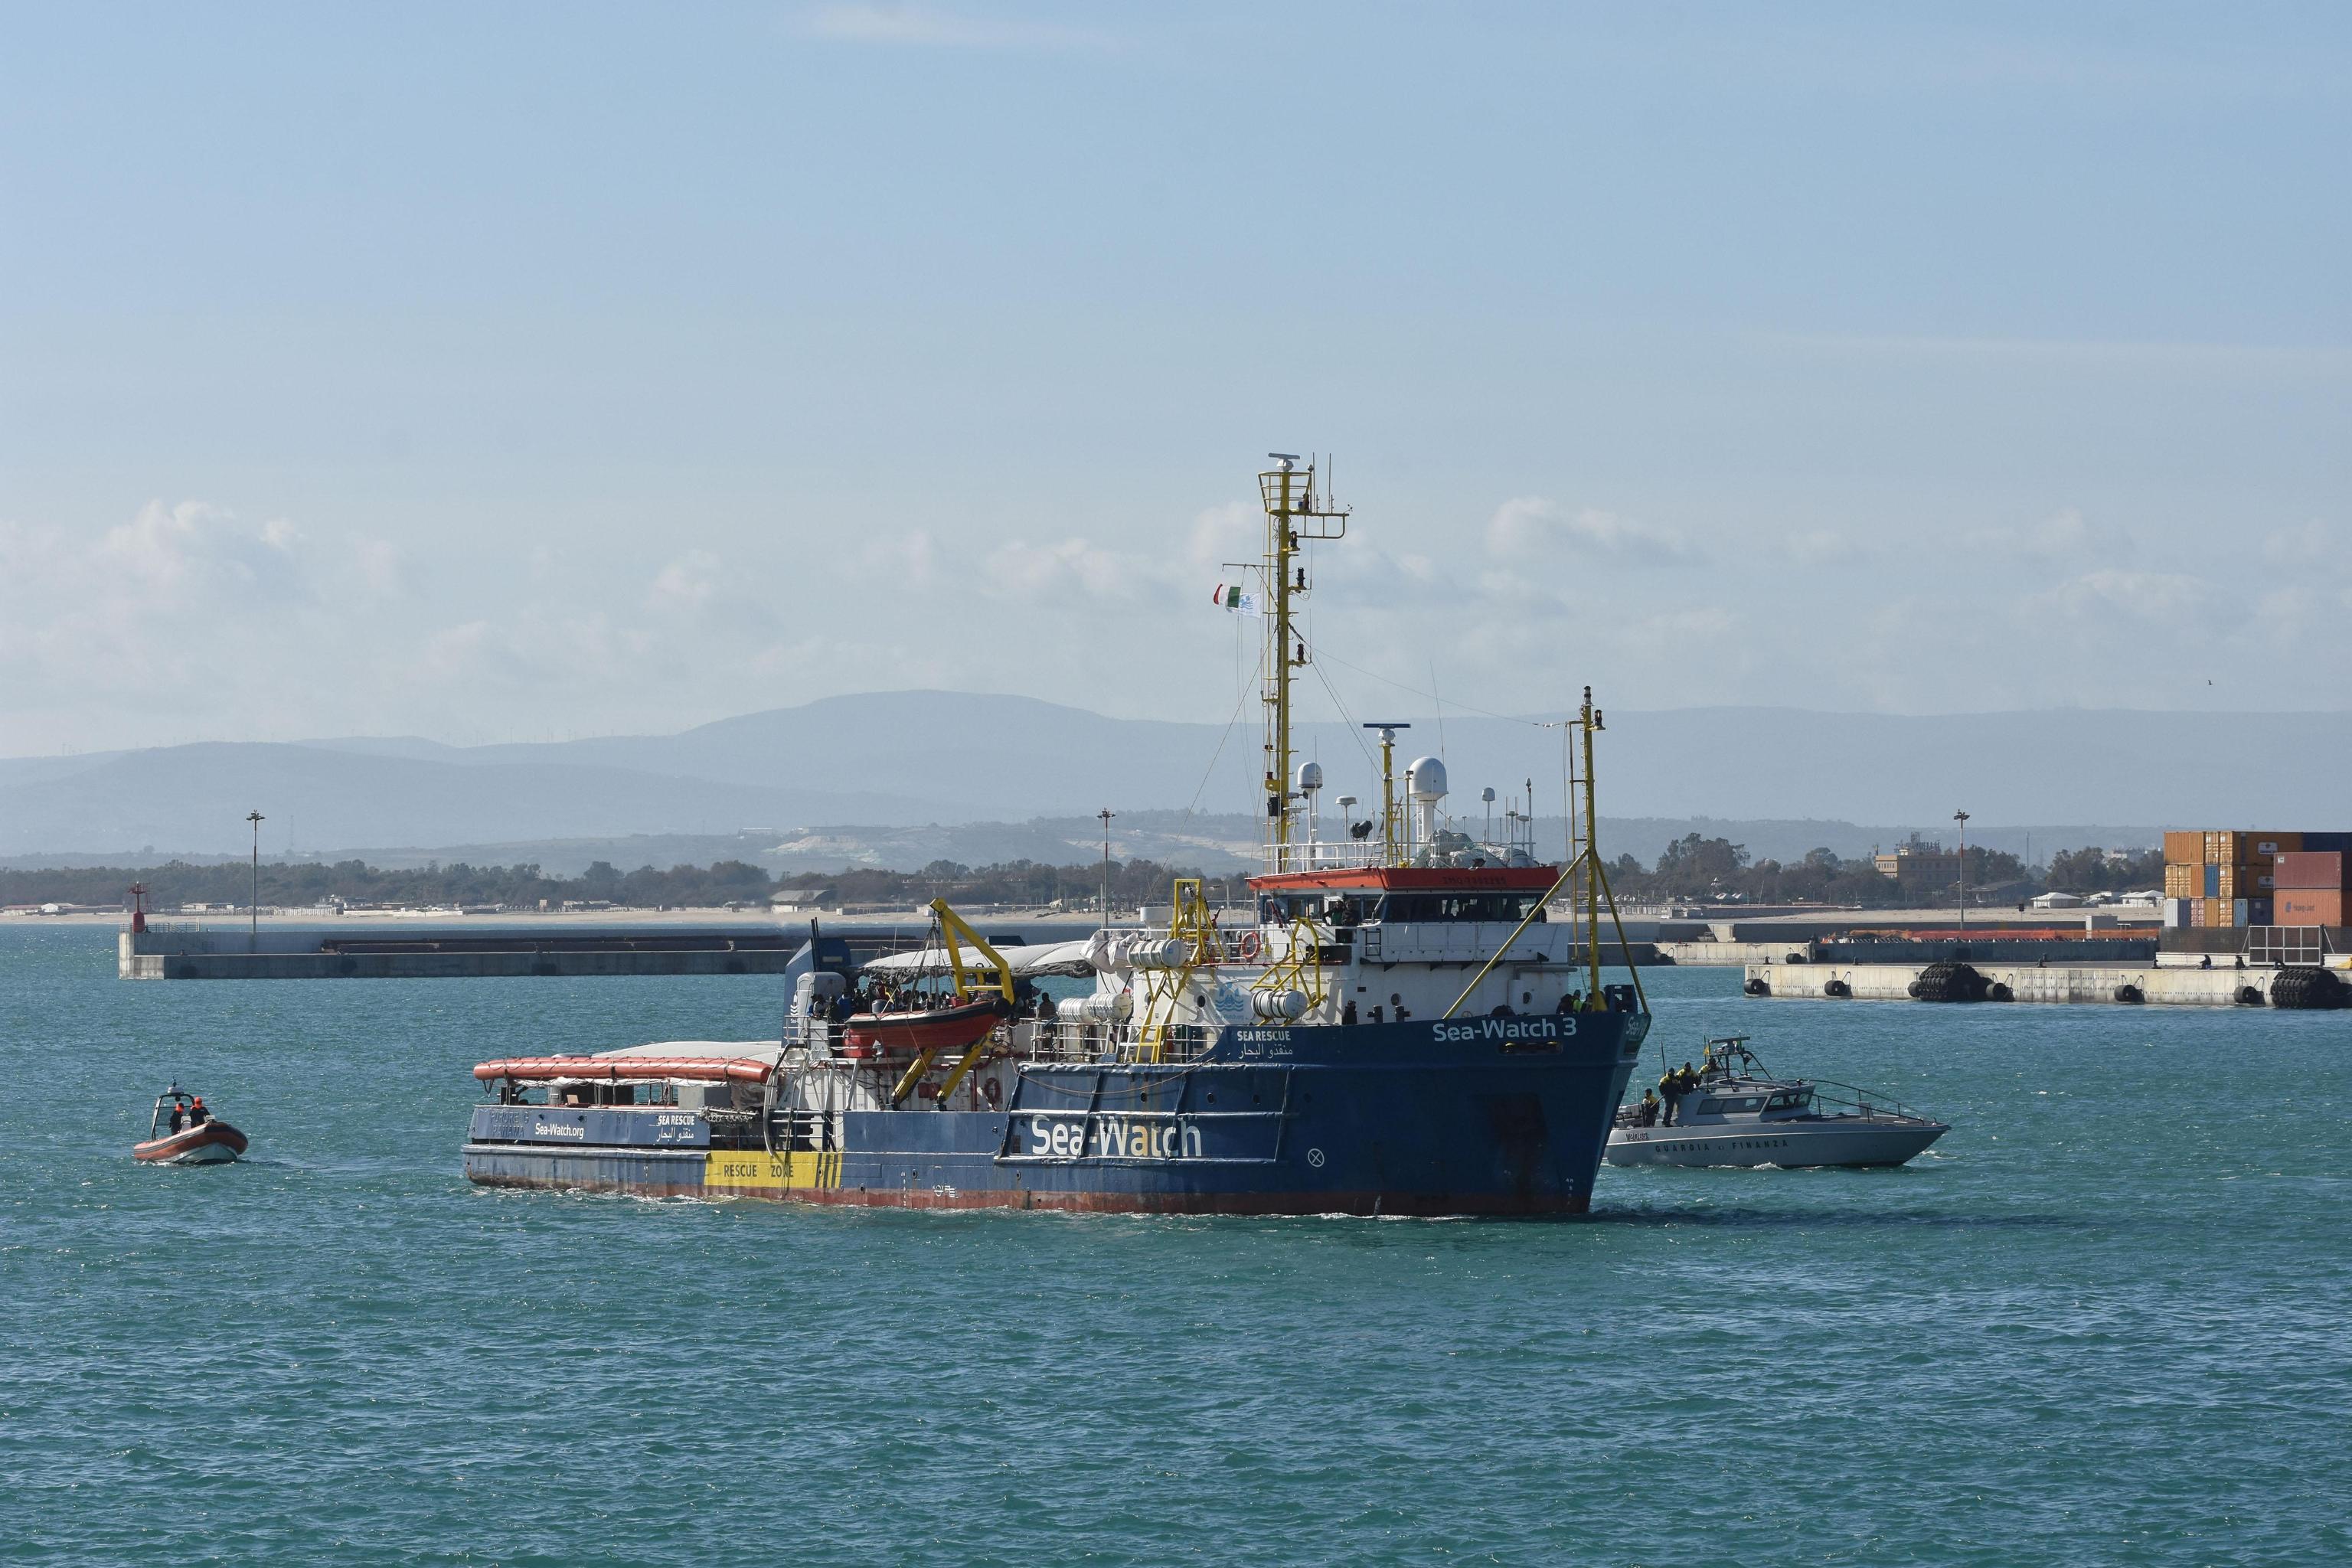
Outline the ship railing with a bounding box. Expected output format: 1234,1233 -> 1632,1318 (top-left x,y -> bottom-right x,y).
1256,838 -> 1538,876
1021,1019 -> 1216,1066
762,1106 -> 835,1152
1089,923 -> 1269,970
783,1014 -> 836,1054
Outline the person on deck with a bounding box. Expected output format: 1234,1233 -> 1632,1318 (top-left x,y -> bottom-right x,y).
1657,1069 -> 1681,1126
187,1097 -> 209,1127
1638,1089 -> 1660,1127
167,1100 -> 185,1134
1341,998 -> 1357,1025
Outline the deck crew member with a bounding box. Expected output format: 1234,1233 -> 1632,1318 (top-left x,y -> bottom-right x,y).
1638,1089 -> 1660,1127
167,1100 -> 185,1134
188,1096 -> 209,1127
1657,1069 -> 1681,1125
1341,999 -> 1357,1025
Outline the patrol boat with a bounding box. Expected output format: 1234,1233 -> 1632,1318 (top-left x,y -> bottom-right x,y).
462,456 -> 1651,1214
1606,1036 -> 1948,1168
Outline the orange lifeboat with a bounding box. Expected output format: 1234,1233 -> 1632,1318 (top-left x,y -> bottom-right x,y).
839,995 -> 1009,1058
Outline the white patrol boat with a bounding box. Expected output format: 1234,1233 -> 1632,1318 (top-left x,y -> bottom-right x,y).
1606,1036 -> 1947,1169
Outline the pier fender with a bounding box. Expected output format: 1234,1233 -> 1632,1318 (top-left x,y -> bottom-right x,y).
2270,967 -> 2346,1011
1822,978 -> 1851,998
1988,982 -> 2013,1002
2236,985 -> 2266,1008
1743,976 -> 1770,996
1912,961 -> 1988,1003
2112,982 -> 2144,1005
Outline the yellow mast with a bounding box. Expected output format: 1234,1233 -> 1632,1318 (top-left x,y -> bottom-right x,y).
1255,456 -> 1348,872
1581,686 -> 1603,1001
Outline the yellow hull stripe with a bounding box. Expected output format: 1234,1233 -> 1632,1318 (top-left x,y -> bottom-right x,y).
704,1150 -> 841,1191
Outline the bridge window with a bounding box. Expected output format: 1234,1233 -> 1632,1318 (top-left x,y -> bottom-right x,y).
1377,893 -> 1545,923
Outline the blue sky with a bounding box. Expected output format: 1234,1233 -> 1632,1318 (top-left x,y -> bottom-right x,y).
3,2 -> 2346,753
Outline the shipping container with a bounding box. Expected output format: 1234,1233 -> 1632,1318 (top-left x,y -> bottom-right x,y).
2276,889 -> 2344,926
2203,830 -> 2301,865
2164,863 -> 2197,898
2203,864 -> 2220,897
2215,866 -> 2275,898
2161,897 -> 2193,929
2273,850 -> 2345,890
2248,897 -> 2273,925
2301,831 -> 2352,854
2163,830 -> 2202,865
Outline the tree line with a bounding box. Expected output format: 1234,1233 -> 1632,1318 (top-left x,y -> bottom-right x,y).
2,841 -> 2158,913
1,856 -> 1243,911
1599,834 -> 2158,906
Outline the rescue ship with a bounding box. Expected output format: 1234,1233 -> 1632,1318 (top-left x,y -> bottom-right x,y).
462,456 -> 1651,1214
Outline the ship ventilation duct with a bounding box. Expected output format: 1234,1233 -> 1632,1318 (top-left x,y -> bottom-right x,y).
1406,756 -> 1448,854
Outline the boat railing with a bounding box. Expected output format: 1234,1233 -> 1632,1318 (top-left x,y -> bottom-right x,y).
1805,1077 -> 1928,1122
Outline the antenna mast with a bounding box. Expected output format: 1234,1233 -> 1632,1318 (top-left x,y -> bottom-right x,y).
1256,454 -> 1349,873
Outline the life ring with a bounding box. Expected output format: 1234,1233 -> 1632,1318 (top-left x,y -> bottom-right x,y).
1236,931 -> 1261,962
982,1076 -> 1002,1108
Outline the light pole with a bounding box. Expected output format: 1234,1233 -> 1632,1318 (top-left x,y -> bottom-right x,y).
247,810 -> 266,950
1953,810 -> 1970,933
1098,808 -> 1115,924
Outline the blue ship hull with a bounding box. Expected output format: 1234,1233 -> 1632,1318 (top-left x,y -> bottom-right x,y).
463,1012 -> 1647,1217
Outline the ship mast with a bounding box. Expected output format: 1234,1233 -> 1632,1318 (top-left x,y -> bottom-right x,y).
1256,454 -> 1348,874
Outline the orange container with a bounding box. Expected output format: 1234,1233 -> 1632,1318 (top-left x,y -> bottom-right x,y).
2275,888 -> 2344,926
2163,863 -> 2197,899
2163,830 -> 2202,866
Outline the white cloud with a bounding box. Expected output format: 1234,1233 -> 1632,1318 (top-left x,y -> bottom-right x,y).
1484,496 -> 1692,564
982,537 -> 1132,598
1966,507 -> 2092,560
2262,520 -> 2333,563
648,550 -> 721,612
1186,501 -> 1256,568
2037,569 -> 2211,626
859,528 -> 937,588
802,4 -> 1114,51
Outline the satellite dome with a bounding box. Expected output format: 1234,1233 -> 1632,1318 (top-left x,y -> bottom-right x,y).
1295,760 -> 1324,794
1406,756 -> 1448,801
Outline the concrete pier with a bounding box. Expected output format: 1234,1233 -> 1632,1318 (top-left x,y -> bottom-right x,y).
118,920 -> 1083,981
1743,960 -> 2320,1008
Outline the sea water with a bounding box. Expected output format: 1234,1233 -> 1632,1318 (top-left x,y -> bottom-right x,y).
3,926 -> 2347,1566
